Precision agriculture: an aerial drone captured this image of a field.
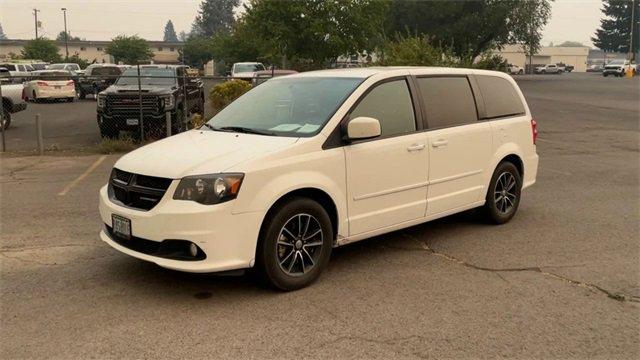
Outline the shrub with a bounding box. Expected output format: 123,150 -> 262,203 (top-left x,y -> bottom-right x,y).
209,80 -> 252,112
377,34 -> 458,67
96,136 -> 138,154
474,53 -> 509,71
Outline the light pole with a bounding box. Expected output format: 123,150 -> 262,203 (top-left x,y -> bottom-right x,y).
61,8 -> 69,60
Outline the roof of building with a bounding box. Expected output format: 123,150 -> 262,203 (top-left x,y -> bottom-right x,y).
0,39 -> 184,46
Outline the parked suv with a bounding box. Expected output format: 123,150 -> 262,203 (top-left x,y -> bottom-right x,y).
99,68 -> 538,290
1,81 -> 28,130
78,64 -> 123,99
96,65 -> 204,138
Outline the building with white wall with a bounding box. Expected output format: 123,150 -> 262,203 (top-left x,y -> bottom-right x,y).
494,45 -> 591,72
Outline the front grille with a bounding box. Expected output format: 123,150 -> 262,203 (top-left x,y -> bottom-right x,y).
106,94 -> 160,112
109,168 -> 173,211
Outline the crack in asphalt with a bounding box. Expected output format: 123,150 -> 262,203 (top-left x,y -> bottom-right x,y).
401,234 -> 640,304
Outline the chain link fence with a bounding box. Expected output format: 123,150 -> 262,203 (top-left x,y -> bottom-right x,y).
0,66 -> 227,153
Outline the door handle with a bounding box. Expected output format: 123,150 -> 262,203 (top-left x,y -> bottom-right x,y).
431,139 -> 448,148
407,143 -> 426,152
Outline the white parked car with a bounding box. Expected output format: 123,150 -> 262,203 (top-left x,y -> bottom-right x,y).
534,64 -> 562,74
0,63 -> 32,83
49,63 -> 83,75
0,81 -> 28,131
24,70 -> 76,102
99,67 -> 539,290
230,62 -> 266,80
508,64 -> 524,75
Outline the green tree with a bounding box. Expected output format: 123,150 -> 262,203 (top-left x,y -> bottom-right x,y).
163,20 -> 179,42
65,54 -> 90,69
387,0 -> 552,62
191,0 -> 239,37
592,0 -> 639,55
377,34 -> 458,67
105,35 -> 154,64
21,38 -> 62,62
180,36 -> 215,68
0,22 -> 7,40
56,31 -> 82,42
242,0 -> 388,69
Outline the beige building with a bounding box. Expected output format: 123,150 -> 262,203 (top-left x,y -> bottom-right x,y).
0,39 -> 184,64
495,45 -> 590,72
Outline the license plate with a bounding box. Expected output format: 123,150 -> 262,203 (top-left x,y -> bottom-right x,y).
112,214 -> 131,239
126,118 -> 139,126
54,86 -> 61,89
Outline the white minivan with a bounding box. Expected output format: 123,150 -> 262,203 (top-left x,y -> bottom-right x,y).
99,67 -> 538,290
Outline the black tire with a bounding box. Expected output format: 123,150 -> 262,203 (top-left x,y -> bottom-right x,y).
255,197 -> 333,291
603,73 -> 608,77
518,69 -> 524,74
482,162 -> 522,225
78,90 -> 86,100
1,109 -> 11,131
99,117 -> 119,139
67,97 -> 74,103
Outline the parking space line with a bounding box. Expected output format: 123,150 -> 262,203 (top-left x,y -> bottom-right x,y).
57,155 -> 107,196
540,167 -> 572,176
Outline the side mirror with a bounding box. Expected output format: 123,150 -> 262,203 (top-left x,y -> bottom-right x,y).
346,116 -> 381,140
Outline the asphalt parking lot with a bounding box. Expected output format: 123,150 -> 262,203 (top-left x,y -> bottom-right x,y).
1,73 -> 638,359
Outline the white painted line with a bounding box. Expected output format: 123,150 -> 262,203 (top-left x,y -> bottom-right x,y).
57,155 -> 107,196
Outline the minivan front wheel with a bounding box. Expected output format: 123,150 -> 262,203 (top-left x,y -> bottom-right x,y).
256,197 -> 333,291
483,162 -> 522,224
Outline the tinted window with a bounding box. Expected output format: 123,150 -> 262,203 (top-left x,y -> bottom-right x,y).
476,75 -> 525,119
417,77 -> 477,129
0,64 -> 17,71
349,79 -> 416,137
91,66 -> 122,76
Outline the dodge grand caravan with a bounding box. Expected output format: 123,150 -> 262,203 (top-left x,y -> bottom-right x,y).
99,67 -> 538,290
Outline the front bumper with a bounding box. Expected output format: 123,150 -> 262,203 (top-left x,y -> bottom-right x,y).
98,184 -> 264,273
603,68 -> 624,75
97,110 -> 173,131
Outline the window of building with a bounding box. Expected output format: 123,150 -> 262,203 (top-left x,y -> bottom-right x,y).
97,47 -> 102,51
169,47 -> 175,52
349,79 -> 416,137
158,47 -> 163,51
416,77 -> 478,129
80,47 -> 86,51
475,75 -> 525,119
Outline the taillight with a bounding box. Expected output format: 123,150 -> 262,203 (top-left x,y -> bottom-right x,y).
22,87 -> 27,101
37,81 -> 49,86
531,118 -> 538,145
66,80 -> 74,86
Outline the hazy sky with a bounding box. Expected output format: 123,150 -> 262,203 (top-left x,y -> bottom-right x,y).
1,0 -> 604,47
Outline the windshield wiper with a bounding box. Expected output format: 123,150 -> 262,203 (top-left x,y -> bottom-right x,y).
214,126 -> 275,136
201,123 -> 215,131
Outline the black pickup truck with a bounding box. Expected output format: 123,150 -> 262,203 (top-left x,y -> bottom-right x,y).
96,65 -> 205,138
78,64 -> 123,99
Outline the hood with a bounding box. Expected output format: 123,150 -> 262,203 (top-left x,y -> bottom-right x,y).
102,84 -> 175,95
114,130 -> 299,179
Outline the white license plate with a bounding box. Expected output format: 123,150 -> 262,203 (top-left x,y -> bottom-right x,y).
126,118 -> 139,126
112,214 -> 131,239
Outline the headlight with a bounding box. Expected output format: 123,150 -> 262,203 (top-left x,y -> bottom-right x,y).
173,174 -> 244,205
160,95 -> 174,109
97,94 -> 105,108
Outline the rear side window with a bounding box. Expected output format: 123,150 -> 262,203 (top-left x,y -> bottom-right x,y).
349,79 -> 416,137
1,64 -> 17,71
476,75 -> 525,119
417,77 -> 477,129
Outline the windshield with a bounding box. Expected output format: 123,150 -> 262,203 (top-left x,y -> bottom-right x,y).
49,64 -> 65,70
234,64 -> 265,73
608,60 -> 626,65
206,77 -> 363,137
116,68 -> 176,86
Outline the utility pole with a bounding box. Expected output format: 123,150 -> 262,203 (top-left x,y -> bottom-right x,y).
62,8 -> 69,59
630,0 -> 636,62
33,9 -> 40,39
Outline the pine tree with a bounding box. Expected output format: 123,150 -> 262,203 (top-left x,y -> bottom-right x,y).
191,0 -> 239,38
164,20 -> 179,42
592,0 -> 639,54
0,22 -> 7,40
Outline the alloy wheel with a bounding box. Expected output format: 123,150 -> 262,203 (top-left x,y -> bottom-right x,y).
276,213 -> 323,276
494,172 -> 517,214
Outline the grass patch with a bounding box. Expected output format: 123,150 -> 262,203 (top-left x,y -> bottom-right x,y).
96,136 -> 139,154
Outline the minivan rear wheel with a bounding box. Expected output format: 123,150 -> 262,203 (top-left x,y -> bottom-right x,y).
255,197 -> 333,291
483,162 -> 522,224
